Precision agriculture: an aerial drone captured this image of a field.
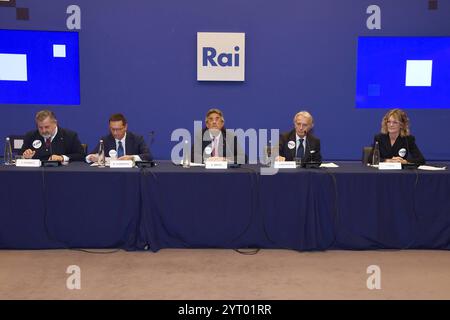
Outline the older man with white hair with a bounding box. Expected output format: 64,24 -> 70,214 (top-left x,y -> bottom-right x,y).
277,111 -> 322,163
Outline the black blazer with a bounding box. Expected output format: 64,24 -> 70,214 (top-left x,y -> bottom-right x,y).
20,127 -> 85,161
191,128 -> 247,164
279,129 -> 322,162
370,133 -> 425,165
90,131 -> 152,161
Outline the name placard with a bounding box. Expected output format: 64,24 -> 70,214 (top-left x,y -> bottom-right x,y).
274,161 -> 296,169
205,161 -> 228,169
16,159 -> 41,167
109,160 -> 134,168
379,162 -> 402,170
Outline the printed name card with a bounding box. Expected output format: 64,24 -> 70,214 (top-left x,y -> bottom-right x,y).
378,162 -> 402,170
109,160 -> 134,168
16,159 -> 41,167
205,161 -> 228,169
274,161 -> 296,169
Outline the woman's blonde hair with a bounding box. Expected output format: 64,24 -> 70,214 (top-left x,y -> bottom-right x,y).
381,108 -> 410,137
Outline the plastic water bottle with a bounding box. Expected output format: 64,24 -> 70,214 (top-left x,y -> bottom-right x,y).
372,141 -> 380,166
182,140 -> 191,168
264,145 -> 272,167
4,137 -> 13,165
97,139 -> 105,168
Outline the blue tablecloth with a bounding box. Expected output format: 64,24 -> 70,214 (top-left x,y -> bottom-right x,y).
1,161 -> 449,251
0,164 -> 141,250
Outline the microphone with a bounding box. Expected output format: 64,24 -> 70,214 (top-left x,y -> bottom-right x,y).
42,136 -> 61,166
302,129 -> 321,168
401,135 -> 419,169
404,135 -> 410,162
44,136 -> 53,160
224,131 -> 243,167
49,137 -> 54,158
148,131 -> 155,146
303,129 -> 310,163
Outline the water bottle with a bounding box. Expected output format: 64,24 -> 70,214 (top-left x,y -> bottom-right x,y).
97,139 -> 105,167
264,145 -> 272,166
372,141 -> 380,166
4,137 -> 13,165
182,140 -> 191,168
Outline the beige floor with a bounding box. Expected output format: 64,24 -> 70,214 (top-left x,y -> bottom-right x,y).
0,249 -> 449,300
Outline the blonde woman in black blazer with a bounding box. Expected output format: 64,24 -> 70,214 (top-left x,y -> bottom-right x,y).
370,109 -> 425,165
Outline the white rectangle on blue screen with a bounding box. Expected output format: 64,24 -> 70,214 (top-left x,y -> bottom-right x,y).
0,53 -> 28,81
405,60 -> 433,87
355,37 -> 450,109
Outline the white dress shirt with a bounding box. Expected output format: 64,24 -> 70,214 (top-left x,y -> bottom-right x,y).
209,131 -> 222,157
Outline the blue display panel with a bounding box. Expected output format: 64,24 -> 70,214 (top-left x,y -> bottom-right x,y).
0,29 -> 80,105
355,37 -> 450,109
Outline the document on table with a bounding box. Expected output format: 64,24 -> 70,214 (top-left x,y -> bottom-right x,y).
320,163 -> 339,168
418,165 -> 447,171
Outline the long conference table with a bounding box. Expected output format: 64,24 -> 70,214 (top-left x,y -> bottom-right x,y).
1,161 -> 449,251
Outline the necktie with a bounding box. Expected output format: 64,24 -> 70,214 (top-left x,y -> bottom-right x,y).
45,138 -> 51,149
117,141 -> 124,158
296,138 -> 304,159
211,136 -> 217,157
211,142 -> 216,157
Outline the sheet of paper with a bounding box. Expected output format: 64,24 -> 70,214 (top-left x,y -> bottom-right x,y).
418,165 -> 446,171
320,163 -> 339,168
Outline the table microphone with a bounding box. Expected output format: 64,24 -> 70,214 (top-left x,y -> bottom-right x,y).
402,136 -> 418,169
43,137 -> 61,166
303,129 -> 310,163
149,131 -> 155,146
302,129 -> 321,168
405,135 -> 410,160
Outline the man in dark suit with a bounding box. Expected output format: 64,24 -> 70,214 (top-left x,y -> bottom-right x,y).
86,113 -> 152,163
278,111 -> 322,163
21,110 -> 85,162
191,108 -> 246,164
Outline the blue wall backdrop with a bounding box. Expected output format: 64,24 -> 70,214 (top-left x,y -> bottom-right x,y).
1,0 -> 449,160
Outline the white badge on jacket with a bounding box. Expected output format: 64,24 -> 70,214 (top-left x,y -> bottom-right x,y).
109,149 -> 117,159
398,148 -> 407,158
288,141 -> 296,149
204,146 -> 212,155
32,140 -> 42,149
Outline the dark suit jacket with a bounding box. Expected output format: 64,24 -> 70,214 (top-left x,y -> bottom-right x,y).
191,128 -> 247,164
279,129 -> 322,162
369,133 -> 425,165
20,127 -> 85,161
90,131 -> 152,161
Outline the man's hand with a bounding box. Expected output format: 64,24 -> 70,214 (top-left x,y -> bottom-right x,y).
22,149 -> 36,159
275,156 -> 286,162
49,155 -> 64,162
87,154 -> 98,163
206,156 -> 226,162
118,155 -> 134,161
